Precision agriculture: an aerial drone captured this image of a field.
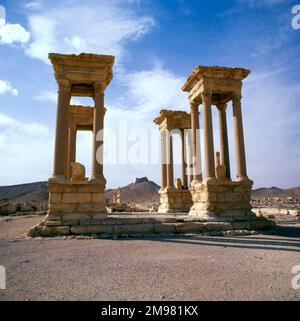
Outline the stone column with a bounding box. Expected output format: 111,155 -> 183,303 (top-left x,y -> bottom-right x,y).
67,125 -> 77,178
217,103 -> 231,179
91,84 -> 106,181
160,130 -> 167,190
232,93 -> 247,180
187,130 -> 193,187
64,107 -> 71,178
201,91 -> 215,179
190,102 -> 202,182
52,79 -> 71,180
181,129 -> 188,188
166,131 -> 174,189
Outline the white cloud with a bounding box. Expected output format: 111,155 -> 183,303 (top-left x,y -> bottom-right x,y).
0,5 -> 6,26
34,89 -> 86,105
25,0 -> 155,64
24,1 -> 42,10
119,61 -> 187,119
33,90 -> 56,103
0,113 -> 52,185
0,80 -> 18,96
0,23 -> 30,45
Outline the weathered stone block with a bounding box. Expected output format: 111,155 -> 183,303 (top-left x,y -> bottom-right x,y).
71,226 -> 89,234
63,192 -> 91,204
49,203 -> 78,214
91,193 -> 104,203
153,223 -> 175,233
114,224 -> 154,234
45,214 -> 62,221
53,226 -> 71,235
40,226 -> 55,236
49,193 -> 62,204
44,220 -> 62,227
92,213 -> 108,220
175,222 -> 205,232
62,213 -> 90,221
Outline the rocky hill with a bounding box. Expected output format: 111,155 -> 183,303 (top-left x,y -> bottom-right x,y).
0,177 -> 160,205
0,179 -> 299,205
251,186 -> 300,199
105,177 -> 160,204
0,181 -> 48,203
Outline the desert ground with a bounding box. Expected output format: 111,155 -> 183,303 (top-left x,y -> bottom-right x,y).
0,214 -> 300,301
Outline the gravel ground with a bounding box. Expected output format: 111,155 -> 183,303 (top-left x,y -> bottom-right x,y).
0,215 -> 300,301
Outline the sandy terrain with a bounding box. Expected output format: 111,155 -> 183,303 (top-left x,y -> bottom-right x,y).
0,214 -> 300,301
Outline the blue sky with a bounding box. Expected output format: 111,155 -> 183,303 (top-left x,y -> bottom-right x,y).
0,0 -> 299,189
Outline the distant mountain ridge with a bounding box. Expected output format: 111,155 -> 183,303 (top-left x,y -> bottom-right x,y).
0,179 -> 299,204
0,182 -> 48,203
251,186 -> 300,199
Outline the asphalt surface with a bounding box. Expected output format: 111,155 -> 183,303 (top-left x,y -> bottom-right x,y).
0,215 -> 300,301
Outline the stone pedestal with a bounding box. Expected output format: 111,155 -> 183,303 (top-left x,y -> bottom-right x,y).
28,179 -> 107,236
158,188 -> 192,213
189,179 -> 255,220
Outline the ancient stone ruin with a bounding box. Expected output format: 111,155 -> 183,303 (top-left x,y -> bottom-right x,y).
181,66 -> 255,220
28,55 -> 274,237
29,53 -> 114,236
153,110 -> 192,213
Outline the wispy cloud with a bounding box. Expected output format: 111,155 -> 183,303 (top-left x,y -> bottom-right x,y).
24,1 -> 42,10
25,0 -> 155,64
0,80 -> 18,96
0,113 -> 51,185
118,61 -> 187,119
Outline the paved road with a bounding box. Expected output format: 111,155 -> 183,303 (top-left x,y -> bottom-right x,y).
0,215 -> 300,301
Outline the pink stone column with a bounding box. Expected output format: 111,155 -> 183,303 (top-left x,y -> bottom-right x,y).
190,102 -> 202,182
232,93 -> 247,180
217,103 -> 231,179
187,130 -> 193,187
160,130 -> 167,189
91,84 -> 106,182
166,131 -> 174,188
67,125 -> 77,178
181,129 -> 188,188
201,91 -> 215,179
52,79 -> 71,180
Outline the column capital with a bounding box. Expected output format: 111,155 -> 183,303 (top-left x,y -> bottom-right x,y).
232,93 -> 242,104
93,82 -> 105,95
216,103 -> 227,113
96,106 -> 107,116
201,90 -> 212,104
190,101 -> 199,112
69,123 -> 77,131
57,79 -> 71,93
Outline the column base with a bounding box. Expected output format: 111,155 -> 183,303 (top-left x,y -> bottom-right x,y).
188,178 -> 255,220
28,178 -> 108,237
158,188 -> 192,213
49,175 -> 67,184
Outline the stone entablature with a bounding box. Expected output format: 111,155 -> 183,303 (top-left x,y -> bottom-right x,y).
69,105 -> 94,131
48,53 -> 114,96
182,66 -> 250,106
153,109 -> 191,131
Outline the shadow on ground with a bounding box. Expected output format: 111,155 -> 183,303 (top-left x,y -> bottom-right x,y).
128,225 -> 300,253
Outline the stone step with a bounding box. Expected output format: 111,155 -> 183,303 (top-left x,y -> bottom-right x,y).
29,217 -> 275,237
